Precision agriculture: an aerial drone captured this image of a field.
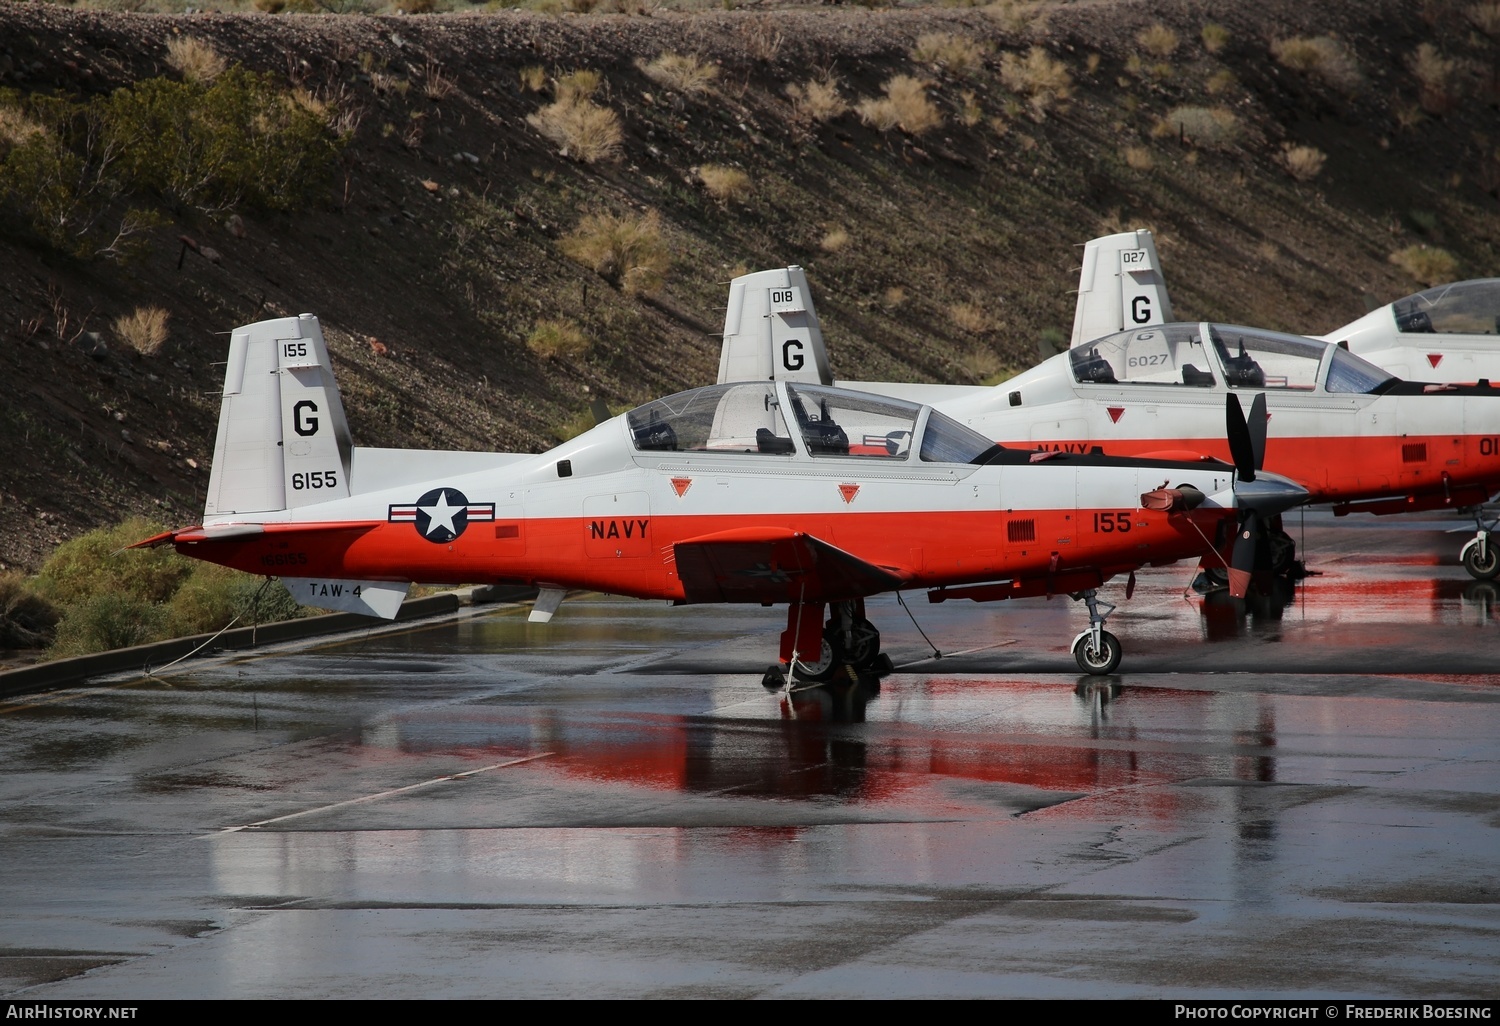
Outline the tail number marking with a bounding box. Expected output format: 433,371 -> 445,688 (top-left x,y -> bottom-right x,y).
283,342 -> 309,359
1092,512 -> 1133,533
291,471 -> 339,490
1480,438 -> 1499,456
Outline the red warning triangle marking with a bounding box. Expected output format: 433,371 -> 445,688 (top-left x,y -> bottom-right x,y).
1106,407 -> 1125,423
670,477 -> 692,497
1427,353 -> 1444,368
838,483 -> 860,504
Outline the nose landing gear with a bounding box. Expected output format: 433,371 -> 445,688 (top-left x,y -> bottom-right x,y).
1070,589 -> 1122,675
1461,510 -> 1500,580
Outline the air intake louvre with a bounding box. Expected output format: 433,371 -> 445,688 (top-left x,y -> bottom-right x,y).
1007,519 -> 1036,543
1402,442 -> 1428,463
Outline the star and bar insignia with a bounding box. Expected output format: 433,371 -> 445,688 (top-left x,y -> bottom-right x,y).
389,487 -> 495,543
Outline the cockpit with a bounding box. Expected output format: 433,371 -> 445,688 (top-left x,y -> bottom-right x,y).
1391,279 -> 1500,335
625,382 -> 999,464
1069,323 -> 1396,395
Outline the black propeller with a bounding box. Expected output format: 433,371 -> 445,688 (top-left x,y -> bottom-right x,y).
1224,392 -> 1303,598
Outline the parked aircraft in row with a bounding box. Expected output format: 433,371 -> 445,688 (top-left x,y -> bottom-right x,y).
1066,231 -> 1500,578
716,256 -> 1500,579
137,314 -> 1305,680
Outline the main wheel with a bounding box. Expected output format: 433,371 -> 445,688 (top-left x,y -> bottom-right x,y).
791,637 -> 840,682
842,618 -> 881,669
1463,542 -> 1500,580
1073,630 -> 1122,675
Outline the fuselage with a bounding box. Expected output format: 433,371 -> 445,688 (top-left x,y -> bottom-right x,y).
844,322 -> 1500,512
1325,278 -> 1500,385
175,382 -> 1245,602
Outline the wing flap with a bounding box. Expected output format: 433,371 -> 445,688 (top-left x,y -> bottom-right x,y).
674,528 -> 910,604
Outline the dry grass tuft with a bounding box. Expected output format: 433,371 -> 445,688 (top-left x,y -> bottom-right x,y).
519,65 -> 547,93
857,75 -> 942,135
1201,23 -> 1230,54
1156,106 -> 1240,149
1136,23 -> 1179,58
960,350 -> 1013,385
984,0 -> 1048,34
911,32 -> 990,75
639,53 -> 718,96
742,17 -> 784,62
527,97 -> 622,164
557,69 -> 603,104
1122,145 -> 1154,171
165,37 -> 227,85
1271,36 -> 1362,93
115,306 -> 170,356
1390,244 -> 1459,285
820,227 -> 850,253
1206,68 -> 1237,95
1279,143 -> 1327,182
422,63 -> 456,102
698,164 -> 751,204
882,285 -> 907,308
526,318 -> 591,359
1470,2 -> 1500,36
999,46 -> 1073,118
786,76 -> 848,123
560,211 -> 670,295
949,302 -> 994,334
1409,43 -> 1461,114
959,90 -> 983,127
0,105 -> 45,150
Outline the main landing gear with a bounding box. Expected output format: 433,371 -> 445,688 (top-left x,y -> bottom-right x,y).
1070,588 -> 1122,675
1461,509 -> 1500,581
761,598 -> 895,690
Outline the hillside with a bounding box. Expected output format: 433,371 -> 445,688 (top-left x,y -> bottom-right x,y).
1,0 -> 1498,570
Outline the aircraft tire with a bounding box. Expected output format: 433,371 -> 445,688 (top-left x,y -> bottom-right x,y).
1073,630 -> 1122,675
838,618 -> 881,669
791,637 -> 840,682
1463,543 -> 1500,581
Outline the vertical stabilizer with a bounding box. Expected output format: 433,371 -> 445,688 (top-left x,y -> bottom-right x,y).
205,313 -> 353,516
1069,229 -> 1174,347
716,266 -> 833,385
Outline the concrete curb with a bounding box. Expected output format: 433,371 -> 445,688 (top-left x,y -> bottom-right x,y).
0,585 -> 537,700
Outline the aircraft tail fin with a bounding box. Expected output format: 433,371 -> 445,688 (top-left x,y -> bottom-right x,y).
717,266 -> 833,385
204,313 -> 353,517
1070,229 -> 1174,347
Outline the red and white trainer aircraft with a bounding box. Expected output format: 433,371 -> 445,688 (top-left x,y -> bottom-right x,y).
1324,278 -> 1500,385
138,313 -> 1305,679
718,257 -> 1500,579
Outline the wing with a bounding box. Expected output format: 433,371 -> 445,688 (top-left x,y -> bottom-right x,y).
673,527 -> 911,604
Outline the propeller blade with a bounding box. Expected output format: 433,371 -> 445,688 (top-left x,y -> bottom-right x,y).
1248,392 -> 1267,472
1228,510 -> 1260,599
1226,393 -> 1256,483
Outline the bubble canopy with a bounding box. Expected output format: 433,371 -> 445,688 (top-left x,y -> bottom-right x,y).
625,382 -> 999,463
1069,323 -> 1396,395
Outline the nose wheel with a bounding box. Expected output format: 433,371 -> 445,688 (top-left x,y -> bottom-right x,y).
1462,511 -> 1500,580
1070,588 -> 1122,675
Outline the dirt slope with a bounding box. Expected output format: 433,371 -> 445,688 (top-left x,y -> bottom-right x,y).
1,0 -> 1497,569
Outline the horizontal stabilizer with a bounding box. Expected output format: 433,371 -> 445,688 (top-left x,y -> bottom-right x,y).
281,577 -> 409,619
674,527 -> 909,604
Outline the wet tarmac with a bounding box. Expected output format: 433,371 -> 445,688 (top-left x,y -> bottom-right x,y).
1,512 -> 1498,998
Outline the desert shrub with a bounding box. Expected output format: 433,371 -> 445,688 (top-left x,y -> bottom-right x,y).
999,46 -> 1073,117
786,76 -> 847,122
1201,23 -> 1230,53
1157,105 -> 1240,148
526,318 -> 591,359
0,105 -> 44,150
1136,23 -> 1179,58
742,17 -> 784,62
167,562 -> 305,635
1470,3 -> 1500,36
97,69 -> 338,215
164,37 -> 227,85
0,574 -> 59,649
33,518 -> 194,608
1122,144 -> 1154,171
959,90 -> 983,126
527,97 -> 622,163
1409,43 -> 1461,114
1206,69 -> 1237,95
1279,144 -> 1326,182
1271,36 -> 1362,93
949,302 -> 993,334
985,0 -> 1048,34
820,227 -> 850,252
422,63 -> 456,101
857,75 -> 941,135
254,0 -> 289,12
114,306 -> 170,355
52,593 -> 172,657
556,69 -> 602,104
911,32 -> 989,75
882,285 -> 907,308
1390,244 -> 1459,285
560,210 -> 670,295
639,53 -> 718,96
698,164 -> 750,203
